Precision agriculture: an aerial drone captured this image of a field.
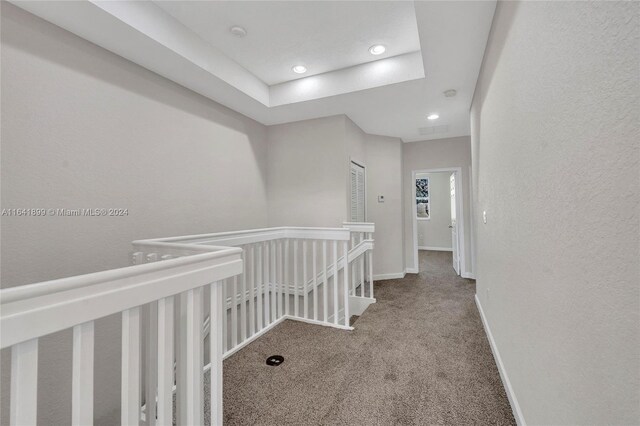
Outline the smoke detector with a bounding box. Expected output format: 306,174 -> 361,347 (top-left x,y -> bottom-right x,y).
230,26 -> 247,37
444,89 -> 457,98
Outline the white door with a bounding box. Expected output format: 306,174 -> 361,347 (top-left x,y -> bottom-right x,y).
350,162 -> 365,222
450,173 -> 460,275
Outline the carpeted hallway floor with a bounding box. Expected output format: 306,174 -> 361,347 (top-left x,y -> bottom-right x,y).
221,250 -> 515,425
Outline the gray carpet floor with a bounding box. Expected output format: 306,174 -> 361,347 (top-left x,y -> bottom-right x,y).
219,251 -> 515,425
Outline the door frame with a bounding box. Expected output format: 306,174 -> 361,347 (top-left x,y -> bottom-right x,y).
411,167 -> 466,275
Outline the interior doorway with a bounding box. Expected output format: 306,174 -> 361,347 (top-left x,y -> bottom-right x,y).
411,167 -> 466,275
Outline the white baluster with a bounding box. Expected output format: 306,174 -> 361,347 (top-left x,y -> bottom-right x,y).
72,322 -> 94,426
256,244 -> 263,331
250,245 -> 256,335
293,239 -> 299,317
132,252 -> 144,265
322,240 -> 328,322
276,240 -> 282,318
303,240 -> 308,319
271,241 -> 276,322
360,254 -> 366,297
146,302 -> 158,426
209,282 -> 224,426
312,240 -> 318,321
368,232 -> 374,299
157,296 -> 174,426
333,241 -> 339,325
263,242 -> 270,326
121,307 -> 141,426
280,240 -> 285,317
351,236 -> 356,296
222,280 -> 227,353
185,288 -> 203,425
240,248 -> 247,343
10,339 -> 38,426
284,239 -> 290,316
176,295 -> 187,425
231,275 -> 238,349
343,242 -> 350,327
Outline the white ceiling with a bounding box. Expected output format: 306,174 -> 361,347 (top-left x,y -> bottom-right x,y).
154,1 -> 422,86
11,1 -> 496,142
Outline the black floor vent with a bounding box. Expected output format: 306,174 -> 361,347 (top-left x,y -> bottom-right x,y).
266,355 -> 284,366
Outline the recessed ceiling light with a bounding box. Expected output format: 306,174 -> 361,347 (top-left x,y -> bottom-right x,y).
444,89 -> 457,98
292,65 -> 307,74
229,26 -> 247,37
427,114 -> 439,120
369,45 -> 386,55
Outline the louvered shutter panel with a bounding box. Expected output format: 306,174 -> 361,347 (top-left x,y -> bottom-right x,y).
351,168 -> 358,221
357,167 -> 365,221
350,162 -> 365,222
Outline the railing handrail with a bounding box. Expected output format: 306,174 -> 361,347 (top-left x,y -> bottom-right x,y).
1,245 -> 237,304
1,224 -> 373,348
207,237 -> 374,317
348,239 -> 374,263
134,226 -> 352,247
342,222 -> 375,233
0,247 -> 242,348
2,223 -> 376,426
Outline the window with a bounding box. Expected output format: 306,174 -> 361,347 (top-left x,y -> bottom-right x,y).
416,177 -> 430,219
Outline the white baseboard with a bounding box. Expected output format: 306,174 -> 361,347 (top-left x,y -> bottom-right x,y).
475,295 -> 526,426
418,246 -> 452,251
286,314 -> 353,331
405,268 -> 419,274
349,296 -> 376,316
222,315 -> 287,359
462,272 -> 476,279
373,271 -> 406,280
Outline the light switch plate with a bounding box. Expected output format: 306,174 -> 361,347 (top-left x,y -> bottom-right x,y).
482,210 -> 487,224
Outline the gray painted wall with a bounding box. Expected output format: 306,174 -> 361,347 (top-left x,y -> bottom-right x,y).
403,136 -> 473,275
267,115 -> 405,278
416,172 -> 452,250
266,115 -> 349,228
365,134 -> 405,278
470,1 -> 639,424
1,4 -> 269,424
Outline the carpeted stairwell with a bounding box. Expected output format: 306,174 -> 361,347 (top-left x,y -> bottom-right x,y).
212,250 -> 514,425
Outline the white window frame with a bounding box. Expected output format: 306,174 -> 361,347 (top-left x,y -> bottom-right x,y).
416,176 -> 430,221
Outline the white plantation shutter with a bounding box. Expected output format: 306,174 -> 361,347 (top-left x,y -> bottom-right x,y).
350,162 -> 365,222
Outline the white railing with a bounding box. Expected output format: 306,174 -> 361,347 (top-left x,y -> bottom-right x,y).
342,222 -> 376,316
132,223 -> 375,360
0,243 -> 241,426
343,222 -> 375,297
0,223 -> 374,426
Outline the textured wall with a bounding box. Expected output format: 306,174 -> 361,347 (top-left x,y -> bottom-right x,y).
1,4 -> 269,424
345,116 -> 368,221
267,115 -> 406,278
403,136 -> 473,275
470,1 -> 639,424
416,173 -> 452,250
345,116 -> 367,168
266,115 -> 349,227
365,134 -> 405,277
